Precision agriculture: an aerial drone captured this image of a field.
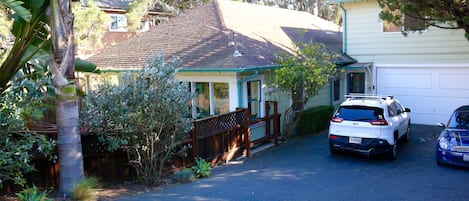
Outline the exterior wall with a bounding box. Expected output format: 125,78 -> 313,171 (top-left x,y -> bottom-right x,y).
343,1 -> 469,64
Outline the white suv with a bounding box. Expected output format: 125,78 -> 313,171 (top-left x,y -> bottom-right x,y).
328,94 -> 411,160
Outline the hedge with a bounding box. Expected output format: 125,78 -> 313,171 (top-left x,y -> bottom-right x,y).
297,105 -> 335,135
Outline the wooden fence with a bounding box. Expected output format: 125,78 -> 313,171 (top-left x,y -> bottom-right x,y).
1,103 -> 280,193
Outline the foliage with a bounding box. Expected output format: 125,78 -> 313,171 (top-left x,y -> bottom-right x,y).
81,53 -> 193,185
0,72 -> 56,188
192,157 -> 211,178
72,0 -> 110,55
0,0 -> 51,95
71,177 -> 101,201
297,105 -> 334,135
377,0 -> 469,40
173,168 -> 196,183
15,186 -> 52,201
274,40 -> 341,138
126,0 -> 209,31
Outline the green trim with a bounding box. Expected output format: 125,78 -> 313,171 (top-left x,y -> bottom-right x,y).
177,65 -> 282,73
97,65 -> 282,74
237,70 -> 259,108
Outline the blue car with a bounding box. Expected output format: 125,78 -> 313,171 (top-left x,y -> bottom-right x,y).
436,105 -> 469,167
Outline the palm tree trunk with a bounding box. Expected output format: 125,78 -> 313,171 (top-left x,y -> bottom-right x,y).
50,0 -> 84,194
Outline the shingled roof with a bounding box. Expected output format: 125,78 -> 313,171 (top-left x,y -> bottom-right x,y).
94,0 -> 133,10
88,0 -> 342,71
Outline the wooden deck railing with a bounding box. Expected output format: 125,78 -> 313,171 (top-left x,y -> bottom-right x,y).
1,102 -> 280,192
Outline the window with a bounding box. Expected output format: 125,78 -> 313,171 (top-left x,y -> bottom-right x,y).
347,72 -> 365,94
333,78 -> 340,102
109,14 -> 127,32
193,82 -> 230,118
213,83 -> 229,115
382,9 -> 425,32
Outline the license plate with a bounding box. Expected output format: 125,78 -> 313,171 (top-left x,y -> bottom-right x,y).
349,137 -> 362,144
463,154 -> 469,162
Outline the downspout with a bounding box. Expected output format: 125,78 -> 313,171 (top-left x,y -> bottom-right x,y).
339,2 -> 347,54
237,70 -> 259,108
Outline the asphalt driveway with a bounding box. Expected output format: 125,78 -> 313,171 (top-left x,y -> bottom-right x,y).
116,124 -> 469,201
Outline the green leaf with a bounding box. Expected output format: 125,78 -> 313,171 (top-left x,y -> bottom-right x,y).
75,58 -> 100,73
30,0 -> 44,8
1,0 -> 32,22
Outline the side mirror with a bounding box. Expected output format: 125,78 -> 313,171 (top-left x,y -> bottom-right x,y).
405,108 -> 411,113
438,122 -> 445,128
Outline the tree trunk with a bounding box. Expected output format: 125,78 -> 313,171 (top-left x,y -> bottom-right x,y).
50,0 -> 84,194
56,89 -> 84,193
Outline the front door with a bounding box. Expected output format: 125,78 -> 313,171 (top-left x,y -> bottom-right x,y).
347,72 -> 365,94
247,80 -> 261,119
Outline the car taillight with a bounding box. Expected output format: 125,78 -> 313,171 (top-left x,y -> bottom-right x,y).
370,119 -> 388,126
329,135 -> 338,139
331,117 -> 343,123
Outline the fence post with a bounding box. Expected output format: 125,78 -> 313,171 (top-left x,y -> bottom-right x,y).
244,108 -> 251,157
273,102 -> 279,145
265,101 -> 271,142
192,121 -> 198,162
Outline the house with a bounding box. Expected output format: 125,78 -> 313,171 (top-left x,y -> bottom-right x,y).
86,0 -> 343,136
76,0 -> 174,57
330,0 -> 469,125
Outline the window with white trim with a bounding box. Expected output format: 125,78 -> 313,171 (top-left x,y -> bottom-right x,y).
382,9 -> 425,33
109,14 -> 128,32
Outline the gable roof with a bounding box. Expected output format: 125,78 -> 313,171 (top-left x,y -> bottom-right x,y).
88,0 -> 343,71
94,0 -> 133,10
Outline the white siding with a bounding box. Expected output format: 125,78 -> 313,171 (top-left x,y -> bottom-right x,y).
343,1 -> 469,64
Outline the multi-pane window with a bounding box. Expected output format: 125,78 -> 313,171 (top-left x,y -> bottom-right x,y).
109,14 -> 128,32
193,82 -> 230,118
382,10 -> 425,32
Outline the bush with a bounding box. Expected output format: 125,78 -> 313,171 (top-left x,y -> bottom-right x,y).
173,168 -> 196,183
71,177 -> 101,201
297,105 -> 335,135
81,53 -> 193,185
192,158 -> 211,178
15,186 -> 51,201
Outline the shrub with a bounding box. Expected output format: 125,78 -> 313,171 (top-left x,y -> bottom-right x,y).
192,157 -> 211,178
81,53 -> 193,185
71,177 -> 101,201
297,105 -> 335,135
173,168 -> 196,183
15,186 -> 52,201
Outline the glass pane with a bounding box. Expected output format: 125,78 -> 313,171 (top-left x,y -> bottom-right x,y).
348,73 -> 365,94
195,82 -> 210,118
247,80 -> 260,119
336,106 -> 384,121
213,83 -> 229,115
333,79 -> 340,101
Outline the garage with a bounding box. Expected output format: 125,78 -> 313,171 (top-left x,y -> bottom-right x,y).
376,66 -> 469,125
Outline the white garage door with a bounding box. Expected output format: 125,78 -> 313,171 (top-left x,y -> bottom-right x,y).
377,67 -> 469,125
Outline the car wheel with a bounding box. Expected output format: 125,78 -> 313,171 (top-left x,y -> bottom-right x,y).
385,138 -> 398,160
403,124 -> 411,143
329,144 -> 340,155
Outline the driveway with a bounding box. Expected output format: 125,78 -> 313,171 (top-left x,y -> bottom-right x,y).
116,125 -> 469,201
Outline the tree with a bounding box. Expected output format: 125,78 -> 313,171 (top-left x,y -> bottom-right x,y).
275,40 -> 341,138
125,0 -> 209,32
50,0 -> 85,194
72,0 -> 110,56
81,53 -> 193,185
378,0 -> 469,40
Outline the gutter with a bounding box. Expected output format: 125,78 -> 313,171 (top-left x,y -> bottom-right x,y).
339,2 -> 347,54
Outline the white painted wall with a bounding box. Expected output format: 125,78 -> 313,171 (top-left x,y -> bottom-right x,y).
343,1 -> 469,64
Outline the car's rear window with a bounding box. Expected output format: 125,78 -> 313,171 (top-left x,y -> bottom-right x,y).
335,106 -> 384,122
448,111 -> 469,129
